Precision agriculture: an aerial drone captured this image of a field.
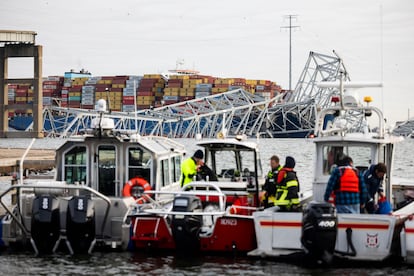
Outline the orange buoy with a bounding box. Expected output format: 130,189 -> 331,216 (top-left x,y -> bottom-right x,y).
123,177 -> 152,204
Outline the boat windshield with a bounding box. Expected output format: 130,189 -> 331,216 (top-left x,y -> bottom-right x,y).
206,149 -> 260,181
323,145 -> 372,175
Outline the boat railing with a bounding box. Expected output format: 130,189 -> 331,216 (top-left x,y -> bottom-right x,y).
315,105 -> 385,138
0,183 -> 111,238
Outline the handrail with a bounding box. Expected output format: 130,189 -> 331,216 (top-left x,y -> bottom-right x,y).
20,138 -> 36,186
0,183 -> 111,237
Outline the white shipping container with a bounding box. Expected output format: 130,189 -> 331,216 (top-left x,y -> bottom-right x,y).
195,92 -> 211,98
163,95 -> 178,101
43,84 -> 57,89
123,87 -> 135,93
122,105 -> 136,112
47,76 -> 61,81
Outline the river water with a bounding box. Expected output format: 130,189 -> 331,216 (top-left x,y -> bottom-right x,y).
1,137 -> 414,275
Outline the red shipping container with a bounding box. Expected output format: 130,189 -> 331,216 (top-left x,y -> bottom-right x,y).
110,88 -> 123,92
17,85 -> 30,90
137,91 -> 155,96
123,96 -> 135,101
15,92 -> 27,97
111,79 -> 125,85
95,84 -> 111,89
122,99 -> 135,105
167,82 -> 182,88
137,87 -> 153,93
101,76 -> 114,80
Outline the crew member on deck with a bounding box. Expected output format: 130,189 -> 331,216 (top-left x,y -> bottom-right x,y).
262,155 -> 282,208
180,149 -> 204,187
363,163 -> 387,213
274,156 -> 300,211
324,156 -> 367,214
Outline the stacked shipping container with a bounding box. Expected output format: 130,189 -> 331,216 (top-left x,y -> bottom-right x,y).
6,72 -> 283,118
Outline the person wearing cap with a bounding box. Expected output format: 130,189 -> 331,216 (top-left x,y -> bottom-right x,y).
324,156 -> 367,214
363,163 -> 387,213
180,149 -> 204,187
262,155 -> 282,208
274,156 -> 300,211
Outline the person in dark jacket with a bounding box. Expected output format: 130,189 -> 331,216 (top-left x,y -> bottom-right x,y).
324,156 -> 367,214
363,163 -> 387,213
275,156 -> 300,211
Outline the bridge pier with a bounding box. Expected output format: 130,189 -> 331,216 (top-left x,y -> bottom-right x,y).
0,30 -> 43,138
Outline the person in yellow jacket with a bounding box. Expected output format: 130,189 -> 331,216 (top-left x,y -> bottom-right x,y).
262,155 -> 282,208
275,156 -> 300,211
180,149 -> 204,187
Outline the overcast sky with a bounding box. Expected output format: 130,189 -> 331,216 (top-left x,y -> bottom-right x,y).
1,0 -> 414,124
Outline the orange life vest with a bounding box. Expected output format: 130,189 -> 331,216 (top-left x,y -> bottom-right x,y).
338,167 -> 359,193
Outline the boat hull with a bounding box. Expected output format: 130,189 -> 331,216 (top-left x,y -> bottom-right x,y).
249,208 -> 404,262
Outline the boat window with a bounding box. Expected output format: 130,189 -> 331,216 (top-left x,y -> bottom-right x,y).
64,146 -> 87,184
171,155 -> 181,182
323,145 -> 372,175
98,145 -> 116,196
128,147 -> 151,184
161,159 -> 170,187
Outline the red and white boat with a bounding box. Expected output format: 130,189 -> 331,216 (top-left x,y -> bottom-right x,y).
128,136 -> 307,254
249,77 -> 414,263
128,137 -> 262,253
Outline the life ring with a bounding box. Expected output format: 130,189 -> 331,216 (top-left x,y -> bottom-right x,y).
123,177 -> 152,204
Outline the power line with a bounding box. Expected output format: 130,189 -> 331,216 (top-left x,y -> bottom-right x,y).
281,15 -> 300,91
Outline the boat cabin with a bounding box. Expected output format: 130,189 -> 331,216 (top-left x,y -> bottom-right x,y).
55,134 -> 185,198
193,137 -> 264,206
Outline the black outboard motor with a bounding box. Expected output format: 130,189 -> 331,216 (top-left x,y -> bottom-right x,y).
171,195 -> 203,252
301,202 -> 337,264
66,196 -> 95,254
31,195 -> 60,254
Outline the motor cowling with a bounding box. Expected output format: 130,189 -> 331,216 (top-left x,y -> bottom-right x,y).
66,196 -> 95,254
301,202 -> 337,263
31,195 -> 60,254
171,195 -> 203,252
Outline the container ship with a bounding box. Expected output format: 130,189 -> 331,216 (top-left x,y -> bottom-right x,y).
7,69 -> 283,131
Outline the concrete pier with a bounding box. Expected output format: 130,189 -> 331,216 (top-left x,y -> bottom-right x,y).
0,30 -> 43,138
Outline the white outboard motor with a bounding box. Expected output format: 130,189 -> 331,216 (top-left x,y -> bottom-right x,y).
66,196 -> 95,254
31,195 -> 61,254
301,202 -> 337,263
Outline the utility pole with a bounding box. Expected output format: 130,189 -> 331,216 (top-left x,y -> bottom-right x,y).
281,15 -> 300,91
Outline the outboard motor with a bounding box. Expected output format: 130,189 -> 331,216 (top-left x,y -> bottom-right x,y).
66,196 -> 95,254
31,195 -> 60,254
171,195 -> 203,252
301,202 -> 337,264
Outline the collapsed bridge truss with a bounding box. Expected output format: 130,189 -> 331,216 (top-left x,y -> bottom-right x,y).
37,51 -> 349,138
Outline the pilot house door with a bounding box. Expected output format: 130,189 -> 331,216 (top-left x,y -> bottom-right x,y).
98,145 -> 116,196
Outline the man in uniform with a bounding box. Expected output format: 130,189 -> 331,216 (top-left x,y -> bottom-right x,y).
274,156 -> 300,211
262,155 -> 282,208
